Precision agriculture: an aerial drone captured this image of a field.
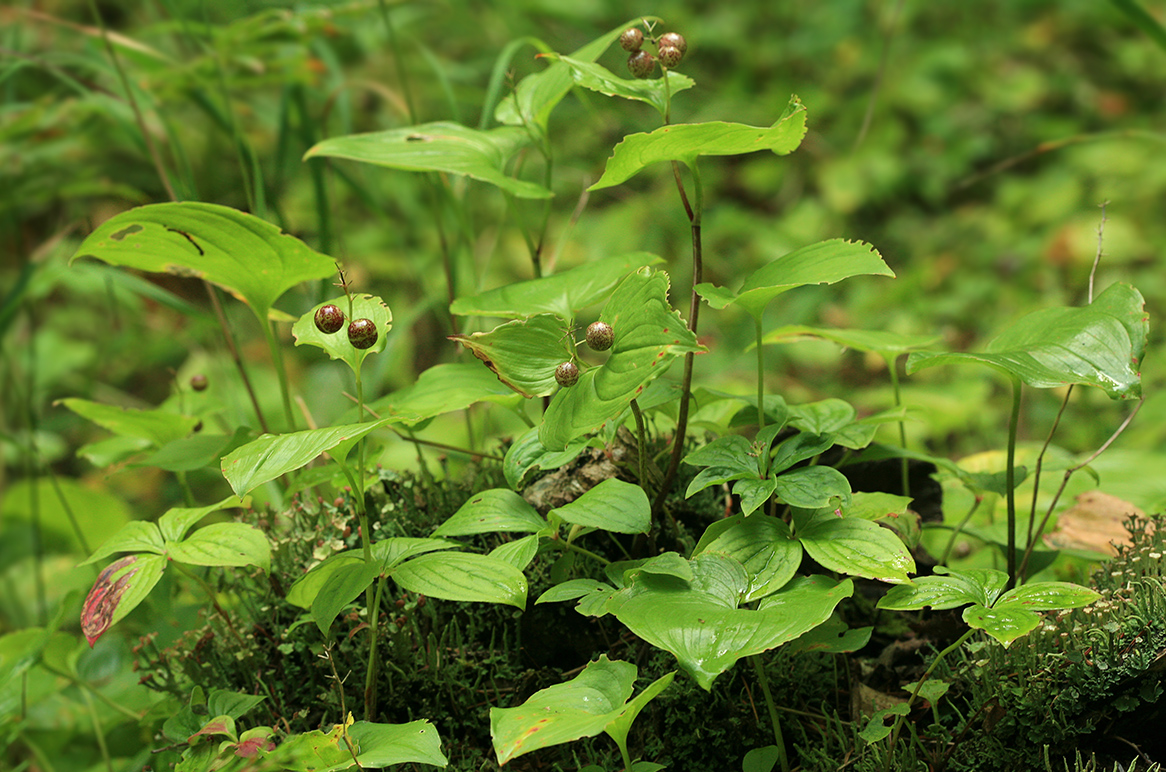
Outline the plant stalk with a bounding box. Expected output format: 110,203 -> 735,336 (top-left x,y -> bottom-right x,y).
750,656 -> 789,772
1005,376 -> 1022,588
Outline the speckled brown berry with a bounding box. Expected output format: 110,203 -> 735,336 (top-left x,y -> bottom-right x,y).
619,28 -> 644,52
555,361 -> 580,387
347,318 -> 378,349
658,32 -> 687,56
658,44 -> 683,69
314,304 -> 346,334
190,374 -> 208,392
627,50 -> 656,79
586,321 -> 614,351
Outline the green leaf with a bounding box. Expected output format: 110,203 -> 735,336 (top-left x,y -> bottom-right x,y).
58,398 -> 199,447
993,581 -> 1100,612
503,425 -> 591,490
907,282 -> 1147,400
786,399 -> 858,434
877,568 -> 1009,611
139,428 -> 251,473
489,655 -> 668,766
433,489 -> 547,536
392,552 -> 527,609
551,55 -> 694,118
549,478 -> 650,534
760,325 -> 939,356
536,579 -> 616,605
684,435 -> 760,497
696,239 -> 894,320
311,562 -> 381,635
692,515 -> 801,602
744,746 -> 783,772
69,202 -> 336,324
344,720 -> 447,769
608,561 -> 852,689
490,535 -> 541,571
773,466 -> 852,509
540,269 -> 705,450
735,478 -> 779,517
603,671 -> 675,764
286,552 -> 365,609
770,432 -> 835,474
590,96 -> 808,191
797,511 -> 914,583
81,521 -> 164,565
451,252 -> 662,320
368,363 -> 523,426
167,523 -> 271,573
495,20 -> 651,135
859,704 -> 909,743
221,418 -> 397,497
305,121 -> 551,199
293,294 -> 392,376
961,604 -> 1041,647
207,689 -> 267,721
787,617 -> 873,654
451,314 -> 575,398
157,495 -> 243,543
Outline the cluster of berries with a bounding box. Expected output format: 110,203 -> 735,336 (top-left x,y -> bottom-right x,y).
314,304 -> 378,349
620,27 -> 688,79
554,321 -> 614,387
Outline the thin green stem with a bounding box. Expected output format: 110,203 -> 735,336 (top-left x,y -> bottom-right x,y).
364,575 -> 387,721
1025,386 -> 1073,559
79,685 -> 114,772
755,316 -> 770,478
205,283 -> 269,434
749,656 -> 789,772
883,629 -> 975,772
629,398 -> 648,491
939,495 -> 982,566
617,740 -> 634,772
176,470 -> 196,507
263,319 -> 297,431
559,540 -> 611,566
887,354 -> 910,498
1005,377 -> 1022,588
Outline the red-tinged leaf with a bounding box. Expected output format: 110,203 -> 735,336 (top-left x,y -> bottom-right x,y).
81,556 -> 137,647
188,715 -> 237,745
80,553 -> 167,647
234,730 -> 276,758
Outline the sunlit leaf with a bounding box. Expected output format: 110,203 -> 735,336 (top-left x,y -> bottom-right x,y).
167,523 -> 271,572
450,314 -> 574,398
69,202 -> 336,323
433,489 -> 547,536
549,478 -> 650,534
305,122 -> 551,199
590,96 -> 808,190
698,239 -> 893,320
907,282 -> 1146,400
692,514 -> 801,602
550,55 -> 694,118
797,510 -> 914,583
451,252 -> 662,320
293,294 -> 393,376
367,363 -> 523,425
392,552 -> 528,609
58,398 -> 198,447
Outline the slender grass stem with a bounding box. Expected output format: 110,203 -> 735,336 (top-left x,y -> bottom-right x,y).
882,629 -> 975,772
887,354 -> 910,498
1005,376 -> 1022,588
939,495 -> 982,566
263,320 -> 297,431
364,575 -> 387,722
79,686 -> 114,772
749,656 -> 789,772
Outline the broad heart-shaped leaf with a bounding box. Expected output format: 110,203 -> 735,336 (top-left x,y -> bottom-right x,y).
69,202 -> 336,324
367,363 -> 522,426
692,514 -> 801,602
607,556 -> 852,690
877,567 -> 1010,611
697,239 -> 894,320
305,121 -> 550,199
963,581 -> 1100,647
221,418 -> 398,497
760,325 -> 939,356
451,314 -> 574,398
452,252 -> 661,321
907,282 -> 1147,400
285,538 -> 456,610
550,55 -> 694,118
797,510 -> 914,583
549,478 -> 651,534
80,554 -> 166,646
391,552 -> 528,609
540,269 -> 705,450
590,96 -> 808,191
433,489 -> 547,537
167,523 -> 271,573
58,398 -> 199,447
490,655 -> 669,766
293,294 -> 392,376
